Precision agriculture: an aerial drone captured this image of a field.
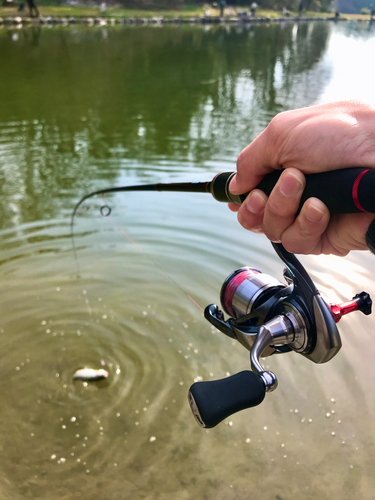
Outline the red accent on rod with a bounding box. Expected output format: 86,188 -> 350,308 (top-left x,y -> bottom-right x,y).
352,169 -> 370,212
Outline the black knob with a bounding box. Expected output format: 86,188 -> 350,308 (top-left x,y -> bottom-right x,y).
188,371 -> 266,428
353,292 -> 372,316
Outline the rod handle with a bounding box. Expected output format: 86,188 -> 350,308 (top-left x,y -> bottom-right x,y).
188,371 -> 266,428
210,168 -> 375,214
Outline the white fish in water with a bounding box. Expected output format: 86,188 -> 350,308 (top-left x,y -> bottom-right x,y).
73,367 -> 109,381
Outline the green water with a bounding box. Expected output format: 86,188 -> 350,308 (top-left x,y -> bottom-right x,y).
1,20 -> 375,500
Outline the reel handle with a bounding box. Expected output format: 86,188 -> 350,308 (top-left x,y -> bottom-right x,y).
188,371 -> 266,428
210,167 -> 375,214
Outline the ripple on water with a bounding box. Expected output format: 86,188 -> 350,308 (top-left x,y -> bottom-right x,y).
2,193 -> 375,499
0,220 -> 208,490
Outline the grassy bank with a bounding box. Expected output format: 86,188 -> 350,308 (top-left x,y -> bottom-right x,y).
0,4 -> 372,20
2,4 -> 204,18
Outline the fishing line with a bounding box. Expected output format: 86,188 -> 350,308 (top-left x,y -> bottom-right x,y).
70,162 -> 375,323
70,206 -> 94,319
70,188 -> 206,323
100,193 -> 205,312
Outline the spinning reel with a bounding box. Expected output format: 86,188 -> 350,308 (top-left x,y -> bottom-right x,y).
72,167 -> 375,429
188,243 -> 372,428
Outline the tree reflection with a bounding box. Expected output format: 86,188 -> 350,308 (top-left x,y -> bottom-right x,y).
0,23 -> 331,228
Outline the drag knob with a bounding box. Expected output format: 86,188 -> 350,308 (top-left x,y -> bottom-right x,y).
188,371 -> 266,428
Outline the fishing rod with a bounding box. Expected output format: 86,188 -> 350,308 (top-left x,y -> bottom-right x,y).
72,167 -> 375,428
72,167 -> 375,220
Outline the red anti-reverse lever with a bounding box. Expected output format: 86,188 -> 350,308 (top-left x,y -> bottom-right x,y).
330,292 -> 372,323
210,168 -> 375,214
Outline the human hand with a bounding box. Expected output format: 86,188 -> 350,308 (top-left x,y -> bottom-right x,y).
228,101 -> 375,256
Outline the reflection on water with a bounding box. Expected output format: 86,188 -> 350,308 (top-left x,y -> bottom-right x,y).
1,21 -> 375,500
0,21 -> 334,229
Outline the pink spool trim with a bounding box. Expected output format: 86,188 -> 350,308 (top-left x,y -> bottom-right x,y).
223,269 -> 259,317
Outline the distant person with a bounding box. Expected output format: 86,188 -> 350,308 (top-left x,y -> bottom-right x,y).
298,0 -> 303,14
26,0 -> 39,17
250,2 -> 258,16
219,0 -> 226,17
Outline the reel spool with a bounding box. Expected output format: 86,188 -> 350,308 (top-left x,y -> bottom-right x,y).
188,243 -> 372,428
220,267 -> 284,320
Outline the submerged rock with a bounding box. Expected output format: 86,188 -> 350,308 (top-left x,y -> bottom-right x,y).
73,367 -> 108,382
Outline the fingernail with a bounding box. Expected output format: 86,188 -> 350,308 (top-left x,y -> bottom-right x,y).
279,173 -> 304,198
229,175 -> 238,193
245,191 -> 265,214
305,202 -> 325,222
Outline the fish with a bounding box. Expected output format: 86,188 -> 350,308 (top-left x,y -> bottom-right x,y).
73,367 -> 109,382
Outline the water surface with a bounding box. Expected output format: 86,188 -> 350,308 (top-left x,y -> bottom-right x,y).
1,20 -> 375,500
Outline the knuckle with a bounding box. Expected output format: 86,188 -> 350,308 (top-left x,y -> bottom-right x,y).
289,218 -> 322,245
263,226 -> 282,243
297,222 -> 318,239
263,211 -> 296,242
267,174 -> 304,217
236,146 -> 249,174
267,114 -> 283,135
281,241 -> 302,254
267,195 -> 298,219
237,210 -> 262,232
266,111 -> 290,140
267,199 -> 290,218
281,235 -> 316,255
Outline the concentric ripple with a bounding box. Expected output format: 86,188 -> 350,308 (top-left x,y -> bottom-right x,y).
0,217 -> 234,498
2,211 -> 375,500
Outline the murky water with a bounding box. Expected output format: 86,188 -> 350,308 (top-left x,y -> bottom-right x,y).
1,20 -> 375,500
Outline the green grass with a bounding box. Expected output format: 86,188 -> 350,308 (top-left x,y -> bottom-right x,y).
0,4 -> 371,19
0,4 -> 207,18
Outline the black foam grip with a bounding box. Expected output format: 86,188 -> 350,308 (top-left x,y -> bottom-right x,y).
188,371 -> 266,428
255,168 -> 375,214
215,167 -> 375,214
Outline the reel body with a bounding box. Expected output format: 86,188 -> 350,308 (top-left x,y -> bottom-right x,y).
188,243 -> 372,428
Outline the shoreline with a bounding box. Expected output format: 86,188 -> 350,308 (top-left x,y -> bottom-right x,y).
0,14 -> 373,27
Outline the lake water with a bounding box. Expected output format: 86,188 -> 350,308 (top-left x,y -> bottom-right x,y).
1,20 -> 375,500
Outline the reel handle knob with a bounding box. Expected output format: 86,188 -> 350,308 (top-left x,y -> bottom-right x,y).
188,371 -> 266,428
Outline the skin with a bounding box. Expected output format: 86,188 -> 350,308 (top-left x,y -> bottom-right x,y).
228,100 -> 375,256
